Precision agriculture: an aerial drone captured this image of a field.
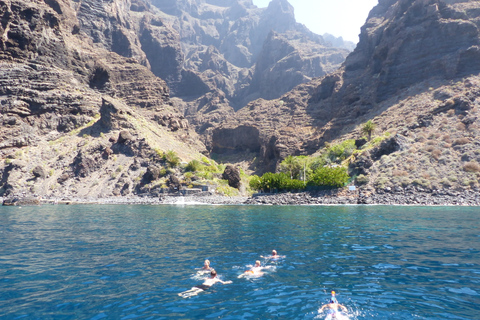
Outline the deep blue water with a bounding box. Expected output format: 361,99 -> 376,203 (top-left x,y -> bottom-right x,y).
0,204 -> 479,319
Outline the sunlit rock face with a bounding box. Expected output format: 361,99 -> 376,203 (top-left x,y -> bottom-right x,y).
150,0 -> 350,109
209,0 -> 480,175
0,0 -> 204,198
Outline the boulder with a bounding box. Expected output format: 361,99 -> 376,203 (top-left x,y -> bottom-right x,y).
32,166 -> 47,179
167,175 -> 181,191
118,131 -> 134,144
222,165 -> 241,189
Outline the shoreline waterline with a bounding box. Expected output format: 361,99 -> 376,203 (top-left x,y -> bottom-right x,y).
2,189 -> 480,207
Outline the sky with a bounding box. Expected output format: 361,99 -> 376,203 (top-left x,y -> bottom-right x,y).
252,0 -> 378,43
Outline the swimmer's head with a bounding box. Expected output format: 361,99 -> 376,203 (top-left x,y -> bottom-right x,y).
330,291 -> 338,304
272,250 -> 277,256
255,260 -> 261,267
210,269 -> 217,277
204,259 -> 210,266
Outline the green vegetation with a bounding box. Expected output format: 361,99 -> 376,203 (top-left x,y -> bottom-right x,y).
250,164 -> 349,192
249,172 -> 305,192
362,120 -> 376,141
186,159 -> 202,172
164,150 -> 180,168
279,155 -> 302,179
308,166 -> 349,188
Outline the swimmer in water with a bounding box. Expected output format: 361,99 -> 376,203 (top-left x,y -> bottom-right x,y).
319,291 -> 348,318
195,259 -> 213,275
261,249 -> 285,260
201,259 -> 212,270
179,270 -> 232,298
238,260 -> 264,278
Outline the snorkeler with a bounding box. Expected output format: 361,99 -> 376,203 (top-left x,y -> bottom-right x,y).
319,291 -> 348,319
179,269 -> 232,298
238,260 -> 264,278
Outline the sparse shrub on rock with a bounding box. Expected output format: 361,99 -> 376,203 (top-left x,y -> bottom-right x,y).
355,174 -> 369,186
464,161 -> 480,173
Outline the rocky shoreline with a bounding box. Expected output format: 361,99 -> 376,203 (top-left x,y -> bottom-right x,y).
2,188 -> 480,206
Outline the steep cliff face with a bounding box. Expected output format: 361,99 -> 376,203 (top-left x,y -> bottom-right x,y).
0,0 -> 205,198
211,0 -> 480,194
150,0 -> 350,112
339,0 -> 480,103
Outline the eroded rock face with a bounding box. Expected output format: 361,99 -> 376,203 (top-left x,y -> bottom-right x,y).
0,0 -> 205,198
342,0 -> 480,103
150,0 -> 350,119
211,126 -> 261,154
210,0 -> 480,174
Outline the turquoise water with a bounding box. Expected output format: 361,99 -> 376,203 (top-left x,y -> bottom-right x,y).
0,205 -> 479,319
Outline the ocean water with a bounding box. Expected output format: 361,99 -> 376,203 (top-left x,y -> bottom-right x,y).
0,204 -> 479,320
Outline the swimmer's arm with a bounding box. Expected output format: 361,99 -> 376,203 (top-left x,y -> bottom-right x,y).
318,305 -> 327,312
338,304 -> 348,312
215,278 -> 232,284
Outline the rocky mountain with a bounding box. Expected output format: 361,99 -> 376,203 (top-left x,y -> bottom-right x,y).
3,0 -> 478,201
149,0 -> 350,133
0,0 -> 205,199
0,0 -> 351,199
210,0 -> 480,193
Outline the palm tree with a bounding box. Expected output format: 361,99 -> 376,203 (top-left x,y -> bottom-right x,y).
362,120 -> 376,141
164,150 -> 180,168
280,155 -> 301,179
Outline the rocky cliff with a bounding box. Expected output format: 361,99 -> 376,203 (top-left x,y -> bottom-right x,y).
211,0 -> 480,193
3,0 -> 478,200
149,0 -> 350,132
0,0 -> 205,199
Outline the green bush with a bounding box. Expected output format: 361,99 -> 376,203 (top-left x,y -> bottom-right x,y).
248,172 -> 303,192
261,172 -> 288,192
164,150 -> 180,168
308,166 -> 349,188
283,178 -> 306,190
186,159 -> 202,172
249,175 -> 261,190
314,140 -> 357,166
